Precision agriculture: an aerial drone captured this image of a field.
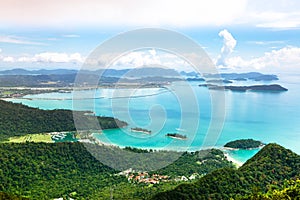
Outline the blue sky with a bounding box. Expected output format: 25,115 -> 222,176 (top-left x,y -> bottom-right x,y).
1,0 -> 300,73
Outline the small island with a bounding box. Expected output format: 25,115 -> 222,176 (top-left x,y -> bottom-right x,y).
131,127 -> 152,134
224,139 -> 264,149
206,79 -> 233,84
166,133 -> 187,140
199,84 -> 288,92
186,77 -> 205,82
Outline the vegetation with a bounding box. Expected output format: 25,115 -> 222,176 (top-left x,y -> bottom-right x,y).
0,142 -> 121,199
4,134 -> 53,143
224,139 -> 264,149
239,179 -> 300,199
0,192 -> 29,200
154,149 -> 234,178
0,100 -> 127,141
0,143 -> 233,199
152,144 -> 300,200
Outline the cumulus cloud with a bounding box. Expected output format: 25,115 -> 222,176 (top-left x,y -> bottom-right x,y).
2,56 -> 14,62
112,49 -> 192,71
216,29 -> 237,67
30,52 -> 84,63
226,46 -> 300,72
5,52 -> 84,64
113,50 -> 161,68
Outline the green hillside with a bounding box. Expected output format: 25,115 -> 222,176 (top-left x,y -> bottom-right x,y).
0,100 -> 127,141
0,142 -> 234,199
152,144 -> 300,200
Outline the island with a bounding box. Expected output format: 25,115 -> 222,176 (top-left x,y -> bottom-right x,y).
131,127 -> 152,134
166,133 -> 187,140
224,139 -> 264,149
186,77 -> 205,82
206,79 -> 233,84
199,84 -> 288,92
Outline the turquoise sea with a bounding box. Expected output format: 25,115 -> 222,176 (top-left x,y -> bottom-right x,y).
8,73 -> 300,163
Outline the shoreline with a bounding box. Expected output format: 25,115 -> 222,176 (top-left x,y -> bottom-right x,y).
83,134 -> 250,166
224,153 -> 244,167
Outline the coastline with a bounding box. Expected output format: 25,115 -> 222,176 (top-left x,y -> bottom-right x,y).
80,134 -> 249,167
224,153 -> 243,167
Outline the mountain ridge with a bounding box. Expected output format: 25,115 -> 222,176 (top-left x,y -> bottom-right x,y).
152,143 -> 300,200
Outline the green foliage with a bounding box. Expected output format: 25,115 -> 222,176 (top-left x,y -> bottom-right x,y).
224,139 -> 263,149
240,179 -> 300,199
0,100 -> 127,141
0,192 -> 29,200
0,142 -> 234,199
153,149 -> 234,178
152,144 -> 300,200
0,142 -> 122,199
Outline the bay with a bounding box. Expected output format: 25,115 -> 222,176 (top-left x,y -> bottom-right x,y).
8,73 -> 300,163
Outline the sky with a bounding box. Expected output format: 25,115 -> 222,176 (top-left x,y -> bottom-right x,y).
1,0 -> 300,73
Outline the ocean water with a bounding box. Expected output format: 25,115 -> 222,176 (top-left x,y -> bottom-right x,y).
8,73 -> 300,163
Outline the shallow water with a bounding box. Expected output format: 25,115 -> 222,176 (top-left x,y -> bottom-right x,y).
8,73 -> 300,163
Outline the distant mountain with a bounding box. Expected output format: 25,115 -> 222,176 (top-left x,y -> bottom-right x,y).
117,66 -> 180,77
180,71 -> 199,77
0,67 -> 180,77
0,69 -> 279,81
152,144 -> 300,200
205,72 -> 279,81
0,68 -> 78,75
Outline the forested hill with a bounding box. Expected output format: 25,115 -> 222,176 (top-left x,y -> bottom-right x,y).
0,142 -> 118,199
0,100 -> 127,141
152,144 -> 300,200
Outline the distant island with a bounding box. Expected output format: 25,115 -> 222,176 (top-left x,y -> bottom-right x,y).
166,133 -> 187,140
186,77 -> 205,82
199,84 -> 288,92
224,139 -> 264,149
131,127 -> 152,134
206,79 -> 233,84
204,72 -> 279,81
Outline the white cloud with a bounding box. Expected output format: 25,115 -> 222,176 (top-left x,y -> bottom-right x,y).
14,52 -> 85,63
0,35 -> 44,45
3,56 -> 14,62
111,49 -> 193,72
113,50 -> 161,68
225,46 -> 300,72
34,52 -> 84,63
216,29 -> 237,66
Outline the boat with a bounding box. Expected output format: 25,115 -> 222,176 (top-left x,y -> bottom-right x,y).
176,128 -> 186,132
131,127 -> 152,134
